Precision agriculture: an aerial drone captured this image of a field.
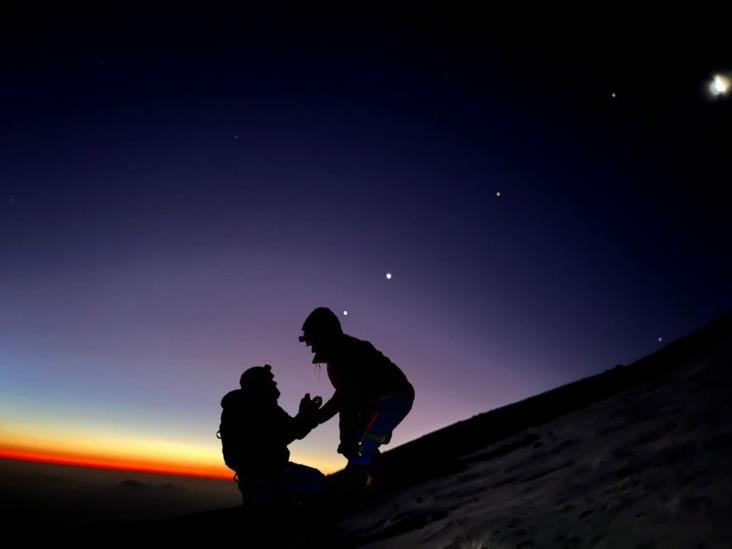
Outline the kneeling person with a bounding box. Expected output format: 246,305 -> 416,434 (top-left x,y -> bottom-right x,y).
219,364 -> 325,507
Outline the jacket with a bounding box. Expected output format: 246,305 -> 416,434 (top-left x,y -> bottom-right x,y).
315,333 -> 414,443
219,389 -> 314,481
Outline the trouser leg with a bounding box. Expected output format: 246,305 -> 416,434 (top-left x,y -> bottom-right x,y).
349,395 -> 413,466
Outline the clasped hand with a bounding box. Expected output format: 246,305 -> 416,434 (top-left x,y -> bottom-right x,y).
299,393 -> 323,416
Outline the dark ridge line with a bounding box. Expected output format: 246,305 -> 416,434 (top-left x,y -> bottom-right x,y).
369,309 -> 732,489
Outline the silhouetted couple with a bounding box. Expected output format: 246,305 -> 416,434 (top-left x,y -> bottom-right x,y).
219,307 -> 415,509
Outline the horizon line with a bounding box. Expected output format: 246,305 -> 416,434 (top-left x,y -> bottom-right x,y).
0,450 -> 234,481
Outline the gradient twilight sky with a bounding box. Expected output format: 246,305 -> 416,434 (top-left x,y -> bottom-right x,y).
2,6 -> 731,477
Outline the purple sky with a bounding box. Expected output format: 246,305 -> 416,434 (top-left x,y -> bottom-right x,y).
1,7 -> 730,473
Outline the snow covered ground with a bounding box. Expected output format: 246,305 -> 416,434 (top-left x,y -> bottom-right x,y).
336,333 -> 731,548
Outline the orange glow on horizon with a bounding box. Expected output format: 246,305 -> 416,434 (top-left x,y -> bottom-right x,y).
0,442 -> 342,480
0,448 -> 233,480
0,420 -> 343,479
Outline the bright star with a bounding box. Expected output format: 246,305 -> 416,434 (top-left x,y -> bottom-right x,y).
385,272 -> 392,280
709,74 -> 730,97
343,310 -> 349,316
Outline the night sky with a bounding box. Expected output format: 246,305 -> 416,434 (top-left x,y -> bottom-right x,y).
1,6 -> 730,476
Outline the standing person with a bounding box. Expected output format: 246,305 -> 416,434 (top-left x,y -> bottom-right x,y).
218,364 -> 325,507
298,307 -> 415,499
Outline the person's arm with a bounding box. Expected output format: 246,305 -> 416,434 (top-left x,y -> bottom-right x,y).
288,394 -> 323,441
316,391 -> 342,425
278,406 -> 314,445
288,413 -> 314,442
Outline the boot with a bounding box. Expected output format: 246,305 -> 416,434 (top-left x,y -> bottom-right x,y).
337,462 -> 370,505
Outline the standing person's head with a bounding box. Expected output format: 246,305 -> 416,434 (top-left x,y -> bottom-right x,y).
239,364 -> 280,402
299,307 -> 342,360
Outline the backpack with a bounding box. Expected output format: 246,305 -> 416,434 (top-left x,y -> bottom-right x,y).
218,390 -> 245,472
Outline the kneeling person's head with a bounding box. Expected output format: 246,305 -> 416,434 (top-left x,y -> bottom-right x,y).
240,364 -> 280,401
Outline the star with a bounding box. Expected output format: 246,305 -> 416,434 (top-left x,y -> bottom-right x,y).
385,272 -> 392,280
496,191 -> 501,197
610,92 -> 617,99
234,134 -> 240,140
709,74 -> 730,97
343,310 -> 349,316
658,336 -> 663,343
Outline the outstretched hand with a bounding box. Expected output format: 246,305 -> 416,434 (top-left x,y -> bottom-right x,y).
299,393 -> 323,416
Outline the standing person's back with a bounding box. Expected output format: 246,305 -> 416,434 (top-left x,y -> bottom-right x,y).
324,333 -> 415,405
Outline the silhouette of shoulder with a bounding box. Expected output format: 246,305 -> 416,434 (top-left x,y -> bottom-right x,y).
329,334 -> 414,398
